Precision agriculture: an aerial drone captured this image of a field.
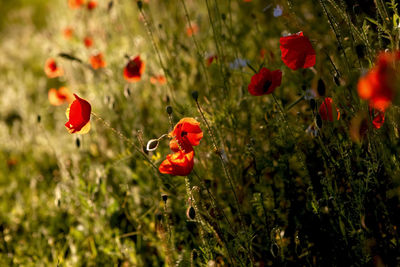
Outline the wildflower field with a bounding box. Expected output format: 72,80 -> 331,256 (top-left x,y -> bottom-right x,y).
1,0 -> 400,266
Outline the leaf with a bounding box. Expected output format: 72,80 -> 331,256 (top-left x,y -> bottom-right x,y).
58,53 -> 83,63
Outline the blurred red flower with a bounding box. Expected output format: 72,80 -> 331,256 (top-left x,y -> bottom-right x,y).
68,0 -> 85,9
369,106 -> 385,129
357,51 -> 400,111
186,24 -> 199,37
44,58 -> 64,78
48,87 -> 74,106
279,32 -> 316,70
123,56 -> 145,82
319,97 -> 340,121
65,94 -> 91,134
63,27 -> 74,39
87,0 -> 97,10
84,36 -> 93,48
90,53 -> 106,69
248,67 -> 282,96
159,150 -> 195,176
150,75 -> 166,85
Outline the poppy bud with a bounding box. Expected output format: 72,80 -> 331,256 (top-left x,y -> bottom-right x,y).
316,114 -> 323,128
162,194 -> 168,203
317,79 -> 326,96
107,0 -> 113,12
37,115 -> 41,123
146,139 -> 159,152
186,206 -> 196,220
353,4 -> 360,14
166,105 -> 173,115
156,213 -> 163,221
310,99 -> 316,110
137,0 -> 143,10
221,13 -> 226,20
192,91 -> 199,101
76,138 -> 80,148
192,250 -> 198,260
355,44 -> 365,59
124,87 -> 131,98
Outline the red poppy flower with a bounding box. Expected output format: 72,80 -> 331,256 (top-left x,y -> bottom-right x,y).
150,75 -> 166,85
63,27 -> 74,40
84,37 -> 93,48
169,118 -> 203,151
87,0 -> 97,10
369,106 -> 385,129
159,150 -> 194,176
44,58 -> 64,78
48,87 -> 74,106
248,67 -> 282,96
186,24 -> 199,37
159,118 -> 202,176
279,32 -> 316,70
318,97 -> 340,121
357,51 -> 400,111
123,56 -> 145,82
90,53 -> 106,69
65,94 -> 91,134
68,0 -> 85,9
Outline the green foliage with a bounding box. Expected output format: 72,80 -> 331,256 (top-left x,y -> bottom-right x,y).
0,0 -> 400,266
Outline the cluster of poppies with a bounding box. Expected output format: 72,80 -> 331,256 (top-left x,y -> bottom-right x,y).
159,118 -> 204,176
247,31 -> 316,97
247,31 -> 340,123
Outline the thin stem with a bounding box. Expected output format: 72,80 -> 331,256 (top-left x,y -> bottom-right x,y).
180,0 -> 211,89
91,112 -> 160,174
194,99 -> 245,228
138,8 -> 175,102
285,95 -> 304,111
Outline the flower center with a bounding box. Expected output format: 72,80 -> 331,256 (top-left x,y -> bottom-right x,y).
50,62 -> 57,71
262,80 -> 272,93
127,61 -> 139,73
181,131 -> 187,137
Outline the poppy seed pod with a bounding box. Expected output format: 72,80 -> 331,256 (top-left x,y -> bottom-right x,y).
166,105 -> 173,115
317,79 -> 326,96
192,91 -> 199,101
355,44 -> 366,59
76,138 -> 80,148
146,139 -> 159,152
137,1 -> 143,9
310,99 -> 316,110
186,206 -> 196,220
162,194 -> 168,203
37,115 -> 41,123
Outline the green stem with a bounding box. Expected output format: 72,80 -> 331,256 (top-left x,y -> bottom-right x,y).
285,95 -> 304,111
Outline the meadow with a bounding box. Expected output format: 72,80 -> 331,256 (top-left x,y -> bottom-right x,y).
0,0 -> 400,266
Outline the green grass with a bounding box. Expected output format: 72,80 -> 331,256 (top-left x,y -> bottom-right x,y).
0,0 -> 400,266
